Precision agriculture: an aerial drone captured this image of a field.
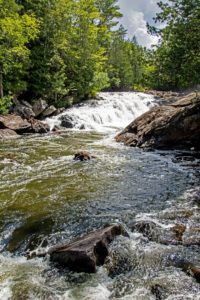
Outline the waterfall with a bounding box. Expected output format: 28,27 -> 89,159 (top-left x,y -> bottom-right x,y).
45,92 -> 156,132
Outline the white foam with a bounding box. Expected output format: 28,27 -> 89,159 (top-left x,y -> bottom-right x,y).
0,280 -> 12,300
45,92 -> 155,132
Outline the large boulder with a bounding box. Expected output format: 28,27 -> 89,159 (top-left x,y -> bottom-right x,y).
42,105 -> 57,118
32,99 -> 48,117
0,129 -> 19,139
0,114 -> 31,133
116,93 -> 200,150
29,118 -> 50,134
0,115 -> 49,136
60,115 -> 74,128
50,224 -> 123,273
28,224 -> 123,273
12,99 -> 35,119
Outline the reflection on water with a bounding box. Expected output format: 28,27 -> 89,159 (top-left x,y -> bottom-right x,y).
0,92 -> 200,299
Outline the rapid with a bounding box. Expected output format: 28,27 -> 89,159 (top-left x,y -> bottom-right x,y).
0,92 -> 199,299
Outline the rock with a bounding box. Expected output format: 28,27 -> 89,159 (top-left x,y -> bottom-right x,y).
27,224 -> 123,273
182,226 -> 200,246
116,93 -> 200,150
0,129 -> 19,139
168,255 -> 200,283
32,99 -> 48,117
187,187 -> 200,205
151,284 -> 166,300
29,118 -> 50,134
12,99 -> 35,119
52,125 -> 62,132
60,115 -> 74,128
0,114 -> 31,133
130,220 -> 161,242
74,151 -> 93,161
171,224 -> 186,242
0,114 -> 49,135
42,105 -> 57,118
79,124 -> 85,130
55,107 -> 65,115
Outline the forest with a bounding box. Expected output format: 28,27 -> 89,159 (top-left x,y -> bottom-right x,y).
0,0 -> 200,113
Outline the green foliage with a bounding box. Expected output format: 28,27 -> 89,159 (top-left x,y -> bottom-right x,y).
0,0 -> 154,107
0,0 -> 39,98
149,0 -> 200,90
133,84 -> 146,92
107,26 -> 148,90
0,96 -> 12,114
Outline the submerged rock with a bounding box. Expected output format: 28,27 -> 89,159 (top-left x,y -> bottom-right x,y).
171,223 -> 186,242
168,255 -> 200,283
130,220 -> 161,242
74,151 -> 94,161
116,93 -> 200,150
151,284 -> 166,300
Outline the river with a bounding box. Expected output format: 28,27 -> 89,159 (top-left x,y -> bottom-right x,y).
0,92 -> 199,299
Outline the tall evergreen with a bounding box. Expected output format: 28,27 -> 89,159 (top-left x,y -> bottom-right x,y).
148,0 -> 200,89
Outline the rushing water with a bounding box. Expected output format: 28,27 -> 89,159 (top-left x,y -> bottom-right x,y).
0,92 -> 200,299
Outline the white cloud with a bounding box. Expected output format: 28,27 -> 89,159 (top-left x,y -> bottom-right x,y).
118,0 -> 162,47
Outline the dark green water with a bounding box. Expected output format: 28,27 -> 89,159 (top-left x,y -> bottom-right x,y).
0,129 -> 199,299
0,92 -> 200,300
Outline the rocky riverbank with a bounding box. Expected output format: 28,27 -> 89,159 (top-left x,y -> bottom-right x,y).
116,92 -> 200,150
0,99 -> 65,139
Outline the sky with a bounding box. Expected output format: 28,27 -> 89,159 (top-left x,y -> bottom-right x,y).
118,0 -> 162,48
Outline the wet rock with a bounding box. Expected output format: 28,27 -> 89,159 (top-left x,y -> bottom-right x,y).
32,99 -> 48,117
42,105 -> 57,118
116,93 -> 200,150
52,125 -> 62,132
79,124 -> 85,130
55,107 -> 65,115
60,115 -> 74,128
49,224 -> 123,273
29,118 -> 50,134
0,128 -> 19,139
169,255 -> 200,283
74,151 -> 93,161
130,221 -> 161,242
182,226 -> 200,246
151,284 -> 166,300
187,187 -> 200,205
0,114 -> 31,133
171,223 -> 186,242
12,99 -> 35,119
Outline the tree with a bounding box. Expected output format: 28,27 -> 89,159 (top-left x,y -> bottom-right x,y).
149,0 -> 200,89
21,0 -> 111,104
0,0 -> 39,99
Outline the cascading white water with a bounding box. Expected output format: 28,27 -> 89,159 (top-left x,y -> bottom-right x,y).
45,92 -> 156,132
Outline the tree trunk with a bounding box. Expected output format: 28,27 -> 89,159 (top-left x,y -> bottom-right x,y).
0,64 -> 3,99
